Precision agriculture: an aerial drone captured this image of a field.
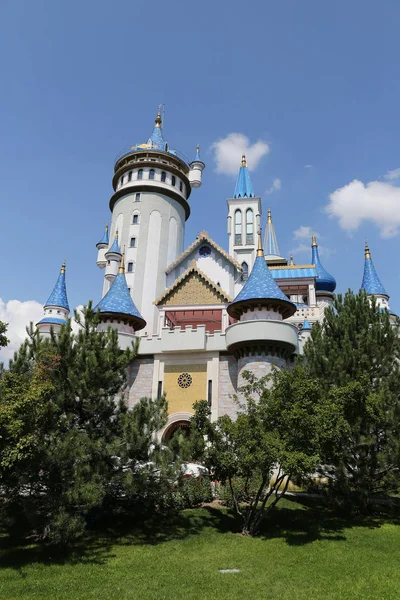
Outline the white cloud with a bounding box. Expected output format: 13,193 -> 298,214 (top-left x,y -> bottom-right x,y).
211,133 -> 269,176
326,178 -> 400,238
0,298 -> 43,364
293,225 -> 319,241
304,164 -> 313,169
384,168 -> 400,181
265,178 -> 281,195
291,226 -> 329,257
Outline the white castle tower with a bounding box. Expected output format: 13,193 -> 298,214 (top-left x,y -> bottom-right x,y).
96,107 -> 205,335
227,155 -> 261,280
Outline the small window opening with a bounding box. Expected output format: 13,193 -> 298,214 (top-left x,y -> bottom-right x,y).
161,171 -> 166,182
137,169 -> 143,180
133,214 -> 138,224
171,175 -> 176,186
127,262 -> 134,273
128,171 -> 132,181
149,169 -> 155,180
130,237 -> 136,247
135,193 -> 141,202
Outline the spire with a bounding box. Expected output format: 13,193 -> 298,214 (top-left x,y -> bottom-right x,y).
289,254 -> 294,266
227,228 -> 296,320
256,227 -> 264,257
301,319 -> 312,331
44,261 -> 70,310
96,223 -> 109,248
148,105 -> 166,150
233,154 -> 255,198
311,235 -> 336,293
106,231 -> 121,256
263,208 -> 281,257
361,243 -> 388,297
95,266 -> 146,331
195,145 -> 201,161
118,253 -> 125,274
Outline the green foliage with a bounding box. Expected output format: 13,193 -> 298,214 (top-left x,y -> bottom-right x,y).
0,305 -> 172,544
190,371 -> 329,535
304,290 -> 400,508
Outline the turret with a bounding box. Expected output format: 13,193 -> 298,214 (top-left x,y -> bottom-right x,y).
311,234 -> 336,310
298,319 -> 312,353
226,231 -> 298,389
188,145 -> 205,188
96,224 -> 109,268
361,242 -> 390,311
105,231 -> 122,284
227,155 -> 261,279
37,261 -> 70,337
95,256 -> 146,348
102,107 -> 203,335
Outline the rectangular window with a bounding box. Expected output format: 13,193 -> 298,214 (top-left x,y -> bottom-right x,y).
246,234 -> 254,245
135,193 -> 141,202
127,262 -> 133,273
208,380 -> 212,407
133,214 -> 138,224
130,238 -> 136,247
157,381 -> 163,398
235,233 -> 242,246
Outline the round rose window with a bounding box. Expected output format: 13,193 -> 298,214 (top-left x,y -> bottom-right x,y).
178,373 -> 192,388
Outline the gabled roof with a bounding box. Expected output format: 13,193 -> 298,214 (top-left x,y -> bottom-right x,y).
156,261 -> 231,306
165,231 -> 242,274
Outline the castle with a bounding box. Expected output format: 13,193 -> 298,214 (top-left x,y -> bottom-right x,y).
36,109 -> 393,441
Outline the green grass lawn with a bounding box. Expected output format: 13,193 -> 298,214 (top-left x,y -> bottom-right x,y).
1,496 -> 400,600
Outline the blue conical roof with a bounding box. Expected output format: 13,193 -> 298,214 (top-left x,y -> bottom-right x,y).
361,244 -> 388,297
233,155 -> 255,198
301,319 -> 312,331
96,224 -> 109,248
147,110 -> 167,151
311,236 -> 336,293
45,263 -> 69,310
95,266 -> 146,330
106,234 -> 121,256
264,209 -> 283,257
228,236 -> 296,320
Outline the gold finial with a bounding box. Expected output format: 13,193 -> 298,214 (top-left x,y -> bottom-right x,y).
311,233 -> 317,247
155,107 -> 162,128
196,144 -> 200,153
289,254 -> 294,265
365,241 -> 371,259
267,208 -> 272,224
241,154 -> 247,167
105,224 -> 108,232
118,253 -> 125,274
61,260 -> 66,274
256,227 -> 264,257
115,230 -> 119,239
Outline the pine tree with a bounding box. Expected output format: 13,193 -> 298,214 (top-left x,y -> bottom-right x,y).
0,304 -> 168,543
304,290 -> 400,508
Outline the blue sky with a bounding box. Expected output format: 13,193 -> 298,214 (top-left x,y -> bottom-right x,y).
1,0 -> 400,356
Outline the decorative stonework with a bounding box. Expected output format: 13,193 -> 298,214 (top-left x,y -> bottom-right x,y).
155,265 -> 230,306
178,372 -> 192,388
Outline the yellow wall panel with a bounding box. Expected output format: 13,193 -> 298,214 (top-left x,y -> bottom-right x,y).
164,364 -> 207,415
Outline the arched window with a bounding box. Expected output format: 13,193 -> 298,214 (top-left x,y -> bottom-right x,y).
137,169 -> 143,180
171,175 -> 176,187
149,169 -> 155,180
246,208 -> 254,245
161,171 -> 166,182
234,209 -> 242,245
132,214 -> 139,224
242,262 -> 249,281
128,171 -> 132,181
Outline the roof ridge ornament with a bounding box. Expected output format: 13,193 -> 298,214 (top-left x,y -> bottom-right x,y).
311,233 -> 317,247
365,241 -> 371,259
241,154 -> 247,167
